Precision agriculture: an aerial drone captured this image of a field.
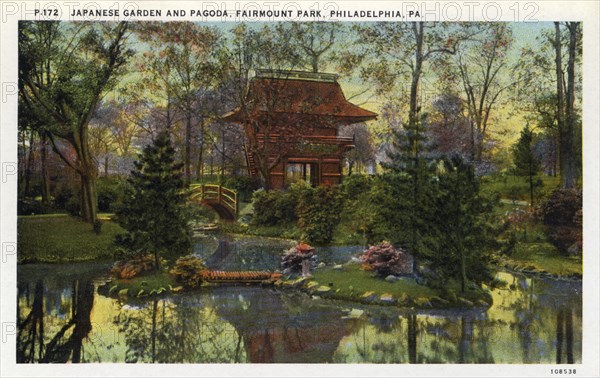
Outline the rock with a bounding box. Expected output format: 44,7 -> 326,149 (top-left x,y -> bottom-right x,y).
385,275 -> 400,283
379,293 -> 395,303
108,285 -> 119,295
118,288 -> 129,298
333,264 -> 343,270
316,285 -> 331,292
306,281 -> 319,289
171,286 -> 183,293
311,295 -> 321,300
361,291 -> 377,302
348,257 -> 361,264
457,297 -> 474,307
343,308 -> 365,319
317,262 -> 326,269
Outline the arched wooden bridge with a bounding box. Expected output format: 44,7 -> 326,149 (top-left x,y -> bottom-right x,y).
189,184 -> 238,220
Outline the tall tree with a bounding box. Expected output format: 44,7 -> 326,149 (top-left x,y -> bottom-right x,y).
434,157 -> 497,292
134,22 -> 225,185
512,124 -> 541,206
453,23 -> 514,162
19,21 -> 132,223
223,23 -> 306,189
115,131 -> 192,269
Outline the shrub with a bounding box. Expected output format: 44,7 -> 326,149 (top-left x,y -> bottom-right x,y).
251,185 -> 304,226
223,175 -> 262,202
169,255 -> 208,288
97,177 -> 124,212
540,188 -> 582,226
359,242 -> 413,277
110,253 -> 166,279
296,185 -> 345,244
539,188 -> 582,255
17,199 -> 52,215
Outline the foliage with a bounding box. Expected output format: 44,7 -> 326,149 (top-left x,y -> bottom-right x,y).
431,157 -> 499,291
96,176 -> 126,213
250,183 -> 308,226
110,253 -> 167,279
222,175 -> 262,202
512,124 -> 542,205
115,131 -> 192,269
539,188 -> 582,255
359,242 -> 413,277
296,185 -> 346,244
19,21 -> 133,223
17,215 -> 123,263
169,255 -> 208,288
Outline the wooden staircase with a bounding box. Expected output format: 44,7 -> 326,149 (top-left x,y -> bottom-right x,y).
244,146 -> 259,178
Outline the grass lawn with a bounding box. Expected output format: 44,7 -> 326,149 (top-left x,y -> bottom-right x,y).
300,264 -> 491,309
500,242 -> 582,277
18,214 -> 124,263
480,174 -> 561,204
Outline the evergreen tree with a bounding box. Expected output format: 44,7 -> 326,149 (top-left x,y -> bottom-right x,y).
115,131 -> 192,270
383,111 -> 437,270
434,156 -> 498,292
513,124 -> 542,206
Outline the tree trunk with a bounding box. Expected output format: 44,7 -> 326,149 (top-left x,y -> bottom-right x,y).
185,114 -> 192,186
40,134 -> 51,205
195,118 -> 205,181
563,22 -> 579,188
25,129 -> 35,196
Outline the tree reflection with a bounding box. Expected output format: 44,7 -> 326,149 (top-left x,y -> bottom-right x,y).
17,279 -> 95,363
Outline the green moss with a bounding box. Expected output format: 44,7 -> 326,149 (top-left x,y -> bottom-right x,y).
17,215 -> 124,263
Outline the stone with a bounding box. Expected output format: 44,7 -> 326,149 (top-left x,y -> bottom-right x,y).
316,285 -> 331,292
348,257 -> 361,264
343,308 -> 365,319
379,293 -> 395,303
361,291 -> 375,298
171,286 -> 183,293
118,288 -> 129,297
333,264 -> 343,270
385,275 -> 400,283
306,281 -> 319,289
317,262 -> 326,268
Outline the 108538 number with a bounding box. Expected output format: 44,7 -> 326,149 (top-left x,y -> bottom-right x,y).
551,368 -> 576,375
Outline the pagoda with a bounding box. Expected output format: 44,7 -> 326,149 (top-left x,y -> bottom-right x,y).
224,69 -> 377,189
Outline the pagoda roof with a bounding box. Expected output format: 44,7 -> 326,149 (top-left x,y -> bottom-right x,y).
223,70 -> 377,125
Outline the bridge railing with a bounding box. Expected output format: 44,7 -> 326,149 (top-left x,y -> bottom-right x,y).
189,184 -> 238,215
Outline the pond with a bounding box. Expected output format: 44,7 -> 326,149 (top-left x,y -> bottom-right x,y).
16,235 -> 582,363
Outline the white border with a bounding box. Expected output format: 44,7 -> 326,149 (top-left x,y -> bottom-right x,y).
1,1 -> 599,377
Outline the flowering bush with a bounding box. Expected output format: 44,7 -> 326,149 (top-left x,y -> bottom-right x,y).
169,255 -> 208,288
359,242 -> 413,277
110,253 -> 166,279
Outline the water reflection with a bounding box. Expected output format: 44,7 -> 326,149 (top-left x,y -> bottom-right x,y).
16,264 -> 581,364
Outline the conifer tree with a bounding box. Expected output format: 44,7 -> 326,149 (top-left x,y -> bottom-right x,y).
513,124 -> 542,206
434,156 -> 497,292
115,131 -> 192,270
